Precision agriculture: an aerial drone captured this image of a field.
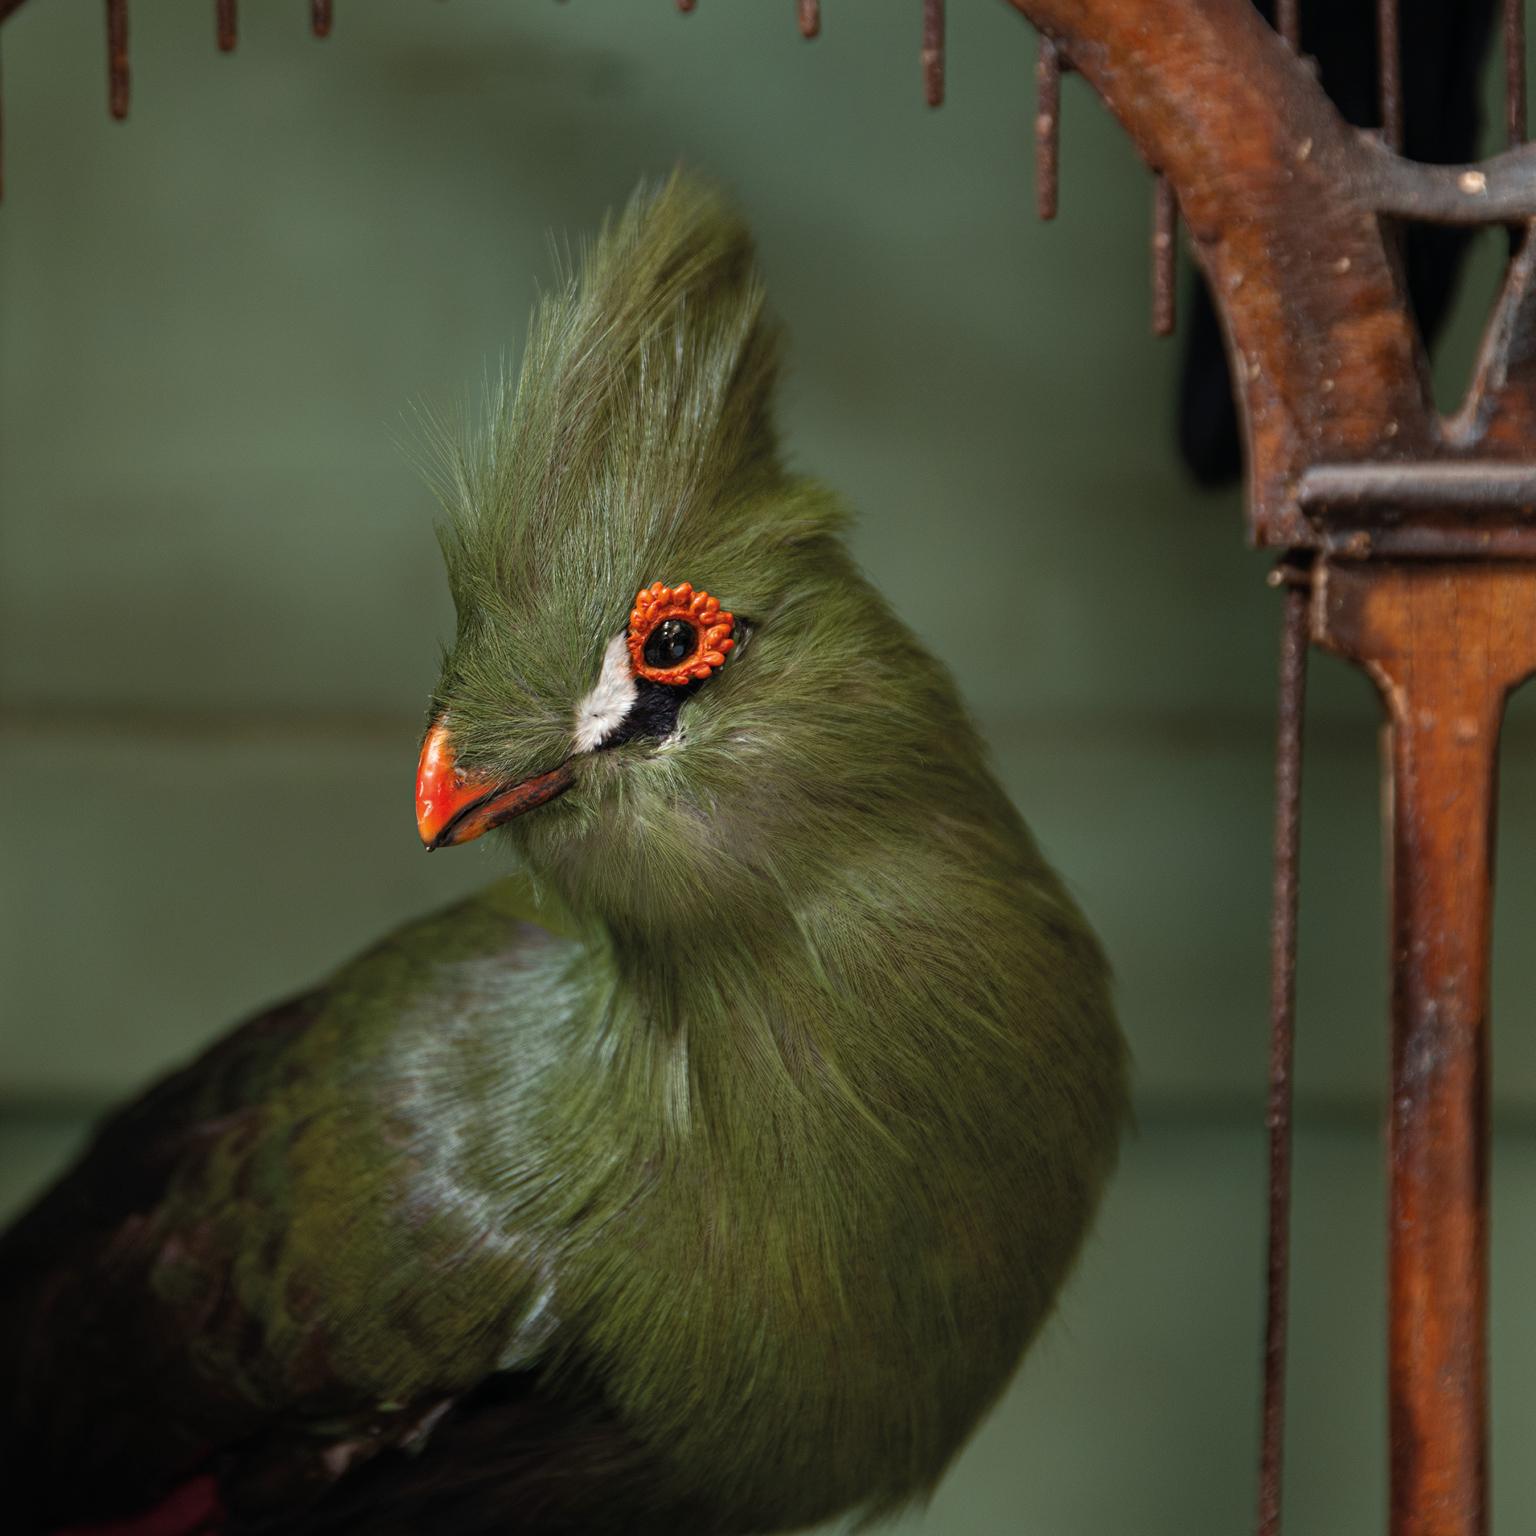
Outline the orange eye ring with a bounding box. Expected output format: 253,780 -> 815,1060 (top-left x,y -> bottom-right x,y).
627,582 -> 736,685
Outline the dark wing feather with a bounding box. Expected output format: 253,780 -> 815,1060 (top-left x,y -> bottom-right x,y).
1,995 -> 321,1530
4,1037 -> 707,1536
2,886 -> 710,1535
226,1372 -> 723,1536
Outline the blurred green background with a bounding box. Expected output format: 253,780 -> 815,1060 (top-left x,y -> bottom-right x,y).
2,2 -> 1534,1531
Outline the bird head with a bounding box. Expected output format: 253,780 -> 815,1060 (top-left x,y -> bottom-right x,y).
416,176 -> 1009,940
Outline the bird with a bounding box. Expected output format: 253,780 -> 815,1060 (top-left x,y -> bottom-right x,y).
1,176 -> 1127,1536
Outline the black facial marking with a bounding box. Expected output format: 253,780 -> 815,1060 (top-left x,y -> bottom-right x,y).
643,618 -> 698,669
599,677 -> 691,750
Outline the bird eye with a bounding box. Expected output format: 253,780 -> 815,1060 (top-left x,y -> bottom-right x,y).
644,619 -> 697,669
628,582 -> 735,684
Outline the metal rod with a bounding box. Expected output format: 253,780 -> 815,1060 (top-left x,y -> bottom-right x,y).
1276,0 -> 1300,51
106,0 -> 128,121
1378,0 -> 1403,151
1382,628 -> 1493,1536
677,0 -> 697,12
217,0 -> 236,52
311,0 -> 332,40
1035,35 -> 1061,221
1255,570 -> 1309,1536
1319,525 -> 1536,559
1315,560 -> 1510,1536
798,0 -> 820,39
1508,0 -> 1527,146
1360,138 -> 1536,225
922,0 -> 944,108
1299,460 -> 1536,512
1153,175 -> 1177,336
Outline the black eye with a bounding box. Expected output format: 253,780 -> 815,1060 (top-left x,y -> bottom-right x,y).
643,618 -> 698,670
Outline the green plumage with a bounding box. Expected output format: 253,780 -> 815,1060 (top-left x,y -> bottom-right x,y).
2,176 -> 1126,1535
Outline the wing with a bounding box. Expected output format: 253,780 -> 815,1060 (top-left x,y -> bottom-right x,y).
1,880 -> 589,1533
1,989 -> 319,1528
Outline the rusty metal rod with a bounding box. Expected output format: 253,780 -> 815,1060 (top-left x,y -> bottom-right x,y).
1255,570 -> 1309,1536
1508,0 -> 1527,146
1035,35 -> 1061,220
311,0 -> 332,40
1153,175 -> 1177,335
1360,139 -> 1536,224
1378,0 -> 1403,151
1312,560 -> 1511,1536
105,0 -> 128,121
217,0 -> 236,52
1318,525 -> 1536,559
1299,461 -> 1536,511
798,0 -> 820,39
677,0 -> 697,12
1276,0 -> 1300,50
922,0 -> 944,108
1381,613 -> 1493,1536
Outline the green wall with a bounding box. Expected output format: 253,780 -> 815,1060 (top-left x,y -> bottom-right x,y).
2,2 -> 1533,1529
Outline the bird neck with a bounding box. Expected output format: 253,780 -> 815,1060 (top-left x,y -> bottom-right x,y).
553,847 -> 998,1147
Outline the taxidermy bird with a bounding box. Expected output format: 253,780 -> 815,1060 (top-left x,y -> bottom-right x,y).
1,176 -> 1126,1536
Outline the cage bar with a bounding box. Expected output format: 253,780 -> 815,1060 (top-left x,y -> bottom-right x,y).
1275,0 -> 1299,51
1255,572 -> 1308,1536
1035,35 -> 1060,220
922,0 -> 944,107
1378,0 -> 1403,150
1153,175 -> 1176,335
106,0 -> 128,121
1507,0 -> 1527,145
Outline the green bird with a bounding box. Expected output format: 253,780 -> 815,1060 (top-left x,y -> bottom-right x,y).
2,177 -> 1126,1536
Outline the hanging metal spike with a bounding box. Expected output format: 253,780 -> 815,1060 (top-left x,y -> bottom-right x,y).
106,0 -> 129,120
1276,0 -> 1300,50
1153,174 -> 1177,336
1378,0 -> 1403,151
1035,35 -> 1061,221
1507,0 -> 1527,146
922,0 -> 944,108
798,1 -> 820,40
217,0 -> 236,52
311,0 -> 332,40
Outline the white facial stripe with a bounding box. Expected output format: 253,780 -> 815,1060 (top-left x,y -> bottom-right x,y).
572,633 -> 638,753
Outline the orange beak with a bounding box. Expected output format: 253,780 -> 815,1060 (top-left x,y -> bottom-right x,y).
415,720 -> 575,849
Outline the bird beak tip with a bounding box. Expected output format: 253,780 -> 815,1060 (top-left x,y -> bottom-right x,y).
415,719 -> 575,847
